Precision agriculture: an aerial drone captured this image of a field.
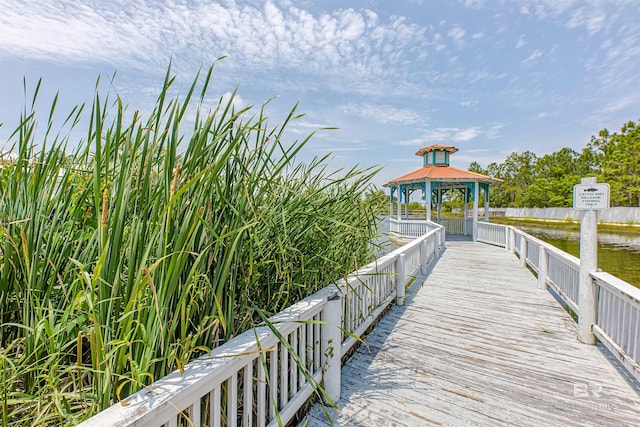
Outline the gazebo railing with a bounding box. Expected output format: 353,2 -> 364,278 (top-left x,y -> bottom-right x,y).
389,218 -> 441,239
390,217 -> 474,238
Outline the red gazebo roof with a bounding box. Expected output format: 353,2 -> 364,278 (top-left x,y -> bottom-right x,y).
384,165 -> 501,187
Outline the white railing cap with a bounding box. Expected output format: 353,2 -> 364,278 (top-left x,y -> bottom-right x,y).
592,271 -> 640,304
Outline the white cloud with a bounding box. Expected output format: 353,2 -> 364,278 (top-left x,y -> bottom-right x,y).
454,127 -> 481,141
566,9 -> 606,35
398,126 -> 484,145
315,145 -> 369,153
432,33 -> 447,51
516,35 -> 525,48
600,96 -> 637,114
523,49 -> 544,64
485,124 -> 504,139
463,0 -> 485,9
447,25 -> 466,47
340,103 -> 422,125
220,92 -> 249,112
0,0 -> 432,86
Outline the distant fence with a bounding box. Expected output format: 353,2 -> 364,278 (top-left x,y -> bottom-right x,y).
486,207 -> 640,225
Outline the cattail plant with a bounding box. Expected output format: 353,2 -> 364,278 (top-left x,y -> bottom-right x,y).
0,64 -> 381,426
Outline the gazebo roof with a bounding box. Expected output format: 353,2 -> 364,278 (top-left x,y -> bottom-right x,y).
384,165 -> 501,187
415,144 -> 459,156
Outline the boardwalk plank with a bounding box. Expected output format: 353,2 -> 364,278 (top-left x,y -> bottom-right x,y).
303,241 -> 640,427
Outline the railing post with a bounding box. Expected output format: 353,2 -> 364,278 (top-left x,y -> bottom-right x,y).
579,183 -> 599,344
321,290 -> 342,402
538,245 -> 547,289
420,240 -> 427,274
440,228 -> 446,251
519,235 -> 527,267
434,233 -> 441,260
504,227 -> 510,251
508,228 -> 515,254
396,254 -> 406,306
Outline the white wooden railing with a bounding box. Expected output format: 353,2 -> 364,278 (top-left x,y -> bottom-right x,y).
79,226 -> 445,427
477,221 -> 640,382
438,218 -> 468,235
476,221 -> 507,246
389,217 -> 466,238
389,218 -> 439,239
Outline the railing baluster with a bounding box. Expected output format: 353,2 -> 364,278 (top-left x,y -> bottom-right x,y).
290,329 -> 298,395
257,356 -> 266,427
314,315 -> 321,372
192,400 -> 202,427
243,362 -> 253,427
633,312 -> 640,362
269,347 -> 278,420
280,340 -> 288,408
321,290 -> 342,402
211,384 -> 221,427
299,325 -> 306,388
228,371 -> 238,427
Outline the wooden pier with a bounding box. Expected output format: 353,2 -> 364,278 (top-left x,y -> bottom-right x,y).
305,241 -> 640,426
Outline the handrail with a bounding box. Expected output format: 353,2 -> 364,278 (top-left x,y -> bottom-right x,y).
476,221 -> 640,382
79,225 -> 445,427
591,271 -> 640,381
390,217 -> 471,237
389,217 -> 443,240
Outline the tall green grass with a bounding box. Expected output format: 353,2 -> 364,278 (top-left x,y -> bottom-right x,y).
0,65 -> 380,426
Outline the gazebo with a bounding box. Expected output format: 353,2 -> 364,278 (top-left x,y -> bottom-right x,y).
384,144 -> 501,241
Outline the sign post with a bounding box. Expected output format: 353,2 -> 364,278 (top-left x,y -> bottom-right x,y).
573,178 -> 609,344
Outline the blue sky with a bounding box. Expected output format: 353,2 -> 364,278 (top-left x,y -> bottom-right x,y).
1,0 -> 639,188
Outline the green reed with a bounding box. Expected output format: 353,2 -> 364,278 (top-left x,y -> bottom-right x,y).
0,64 -> 380,426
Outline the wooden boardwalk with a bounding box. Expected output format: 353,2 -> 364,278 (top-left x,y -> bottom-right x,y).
304,241 -> 640,426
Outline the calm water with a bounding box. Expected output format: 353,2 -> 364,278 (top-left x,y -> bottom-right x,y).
516,225 -> 640,288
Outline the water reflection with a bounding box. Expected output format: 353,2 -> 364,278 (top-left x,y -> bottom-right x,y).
516,225 -> 640,288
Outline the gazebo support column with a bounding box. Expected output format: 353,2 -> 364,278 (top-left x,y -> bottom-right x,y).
463,188 -> 469,235
436,189 -> 442,223
484,186 -> 490,222
404,187 -> 409,219
389,187 -> 393,219
396,185 -> 401,221
473,181 -> 479,241
425,180 -> 432,222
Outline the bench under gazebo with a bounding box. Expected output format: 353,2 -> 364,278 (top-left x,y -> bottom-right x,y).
384,144 -> 501,241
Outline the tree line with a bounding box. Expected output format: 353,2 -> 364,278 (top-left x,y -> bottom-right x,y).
469,119 -> 640,208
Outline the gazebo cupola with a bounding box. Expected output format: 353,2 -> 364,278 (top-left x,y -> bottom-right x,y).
417,144 -> 458,167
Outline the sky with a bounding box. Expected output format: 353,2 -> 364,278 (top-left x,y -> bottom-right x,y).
1,0 -> 639,189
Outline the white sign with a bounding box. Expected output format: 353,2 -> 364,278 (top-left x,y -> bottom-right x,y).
573,183 -> 610,210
